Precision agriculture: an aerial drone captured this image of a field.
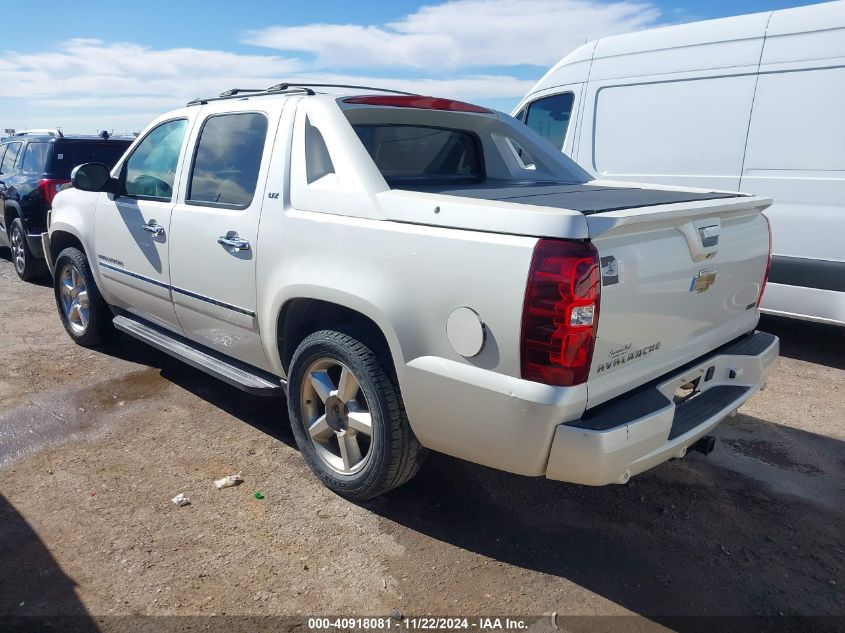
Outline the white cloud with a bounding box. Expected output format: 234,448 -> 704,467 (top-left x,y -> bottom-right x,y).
0,39 -> 305,131
0,1 -> 664,131
245,0 -> 662,69
0,38 -> 303,100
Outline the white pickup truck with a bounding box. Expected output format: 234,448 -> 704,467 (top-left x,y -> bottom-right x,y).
44,84 -> 779,498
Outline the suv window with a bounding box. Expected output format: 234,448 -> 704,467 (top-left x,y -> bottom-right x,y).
1,142 -> 22,173
187,112 -> 268,208
124,119 -> 188,200
53,141 -> 130,179
525,92 -> 575,151
353,124 -> 484,185
20,142 -> 50,174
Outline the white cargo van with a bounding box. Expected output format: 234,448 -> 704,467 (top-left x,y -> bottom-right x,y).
515,1 -> 845,326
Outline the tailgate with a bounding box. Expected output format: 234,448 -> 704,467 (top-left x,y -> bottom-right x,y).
586,194 -> 772,408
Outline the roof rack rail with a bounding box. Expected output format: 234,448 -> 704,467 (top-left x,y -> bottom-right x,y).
186,82 -> 418,107
11,128 -> 64,138
186,85 -> 315,106
218,88 -> 265,97
266,82 -> 417,96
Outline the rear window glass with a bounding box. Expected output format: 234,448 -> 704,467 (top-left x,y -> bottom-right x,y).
353,125 -> 483,185
188,112 -> 268,208
20,142 -> 50,174
1,142 -> 22,173
52,141 -> 131,178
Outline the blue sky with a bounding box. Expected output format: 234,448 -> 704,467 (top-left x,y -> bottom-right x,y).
0,0 -> 824,133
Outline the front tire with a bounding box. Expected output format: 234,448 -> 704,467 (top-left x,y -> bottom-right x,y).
9,218 -> 43,281
53,247 -> 114,347
287,330 -> 426,499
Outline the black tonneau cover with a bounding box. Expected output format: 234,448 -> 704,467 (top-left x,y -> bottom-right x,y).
401,180 -> 743,215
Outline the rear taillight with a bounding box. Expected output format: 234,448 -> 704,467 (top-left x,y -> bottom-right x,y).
521,239 -> 601,387
38,178 -> 71,207
756,214 -> 772,308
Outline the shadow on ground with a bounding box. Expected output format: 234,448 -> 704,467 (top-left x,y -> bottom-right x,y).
364,419 -> 844,631
0,245 -> 53,287
759,314 -> 844,370
0,494 -> 98,632
94,318 -> 844,632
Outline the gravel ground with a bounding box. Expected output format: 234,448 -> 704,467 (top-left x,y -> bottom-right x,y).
0,250 -> 843,633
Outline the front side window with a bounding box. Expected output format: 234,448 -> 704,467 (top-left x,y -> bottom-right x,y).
353,125 -> 483,185
525,92 -> 575,150
187,112 -> 268,208
1,142 -> 23,173
20,142 -> 50,174
124,119 -> 188,200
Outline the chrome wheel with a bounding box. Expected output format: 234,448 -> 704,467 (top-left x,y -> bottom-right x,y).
300,358 -> 373,475
58,263 -> 90,335
10,223 -> 25,275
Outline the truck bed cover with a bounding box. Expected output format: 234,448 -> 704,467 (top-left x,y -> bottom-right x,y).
403,180 -> 742,215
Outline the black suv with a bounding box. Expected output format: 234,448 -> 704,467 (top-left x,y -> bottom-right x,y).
0,130 -> 132,280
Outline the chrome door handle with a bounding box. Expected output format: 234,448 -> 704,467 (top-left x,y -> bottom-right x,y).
141,220 -> 165,237
217,233 -> 250,251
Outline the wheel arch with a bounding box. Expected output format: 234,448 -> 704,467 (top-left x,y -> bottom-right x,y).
3,200 -> 21,235
49,229 -> 86,263
276,296 -> 399,378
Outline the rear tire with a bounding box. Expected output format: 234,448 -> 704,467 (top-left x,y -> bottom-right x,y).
53,247 -> 114,347
287,329 -> 426,499
9,218 -> 44,282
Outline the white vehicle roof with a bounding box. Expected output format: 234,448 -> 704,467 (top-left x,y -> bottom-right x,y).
527,0 -> 845,94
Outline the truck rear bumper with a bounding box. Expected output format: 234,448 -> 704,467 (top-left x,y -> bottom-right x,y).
546,331 -> 779,485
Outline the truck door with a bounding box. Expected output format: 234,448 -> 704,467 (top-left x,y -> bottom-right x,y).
167,100 -> 285,371
94,118 -> 192,333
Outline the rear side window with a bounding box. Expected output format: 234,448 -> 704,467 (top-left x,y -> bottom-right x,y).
187,112 -> 268,208
525,93 -> 575,150
124,119 -> 188,200
1,142 -> 22,173
20,142 -> 50,174
52,141 -> 131,179
353,125 -> 483,185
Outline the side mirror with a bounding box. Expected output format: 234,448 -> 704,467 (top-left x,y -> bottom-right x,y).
71,162 -> 116,193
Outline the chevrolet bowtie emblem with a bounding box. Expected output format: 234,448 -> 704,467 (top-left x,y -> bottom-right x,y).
690,269 -> 718,293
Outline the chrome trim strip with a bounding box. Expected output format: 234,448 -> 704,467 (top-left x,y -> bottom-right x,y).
99,261 -> 169,289
98,262 -> 255,317
171,286 -> 255,316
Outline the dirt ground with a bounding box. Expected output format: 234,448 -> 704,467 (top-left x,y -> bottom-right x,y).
0,250 -> 843,633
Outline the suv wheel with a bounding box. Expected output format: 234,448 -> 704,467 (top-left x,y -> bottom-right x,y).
53,247 -> 114,347
9,218 -> 43,281
287,330 -> 426,499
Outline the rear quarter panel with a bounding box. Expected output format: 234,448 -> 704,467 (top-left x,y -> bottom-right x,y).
256,207 -> 539,452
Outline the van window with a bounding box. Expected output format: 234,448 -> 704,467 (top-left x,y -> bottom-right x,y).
1,142 -> 22,173
20,142 -> 50,174
744,67 -> 845,173
525,93 -> 575,150
353,124 -> 483,185
592,76 -> 755,177
187,112 -> 268,208
124,119 -> 188,200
